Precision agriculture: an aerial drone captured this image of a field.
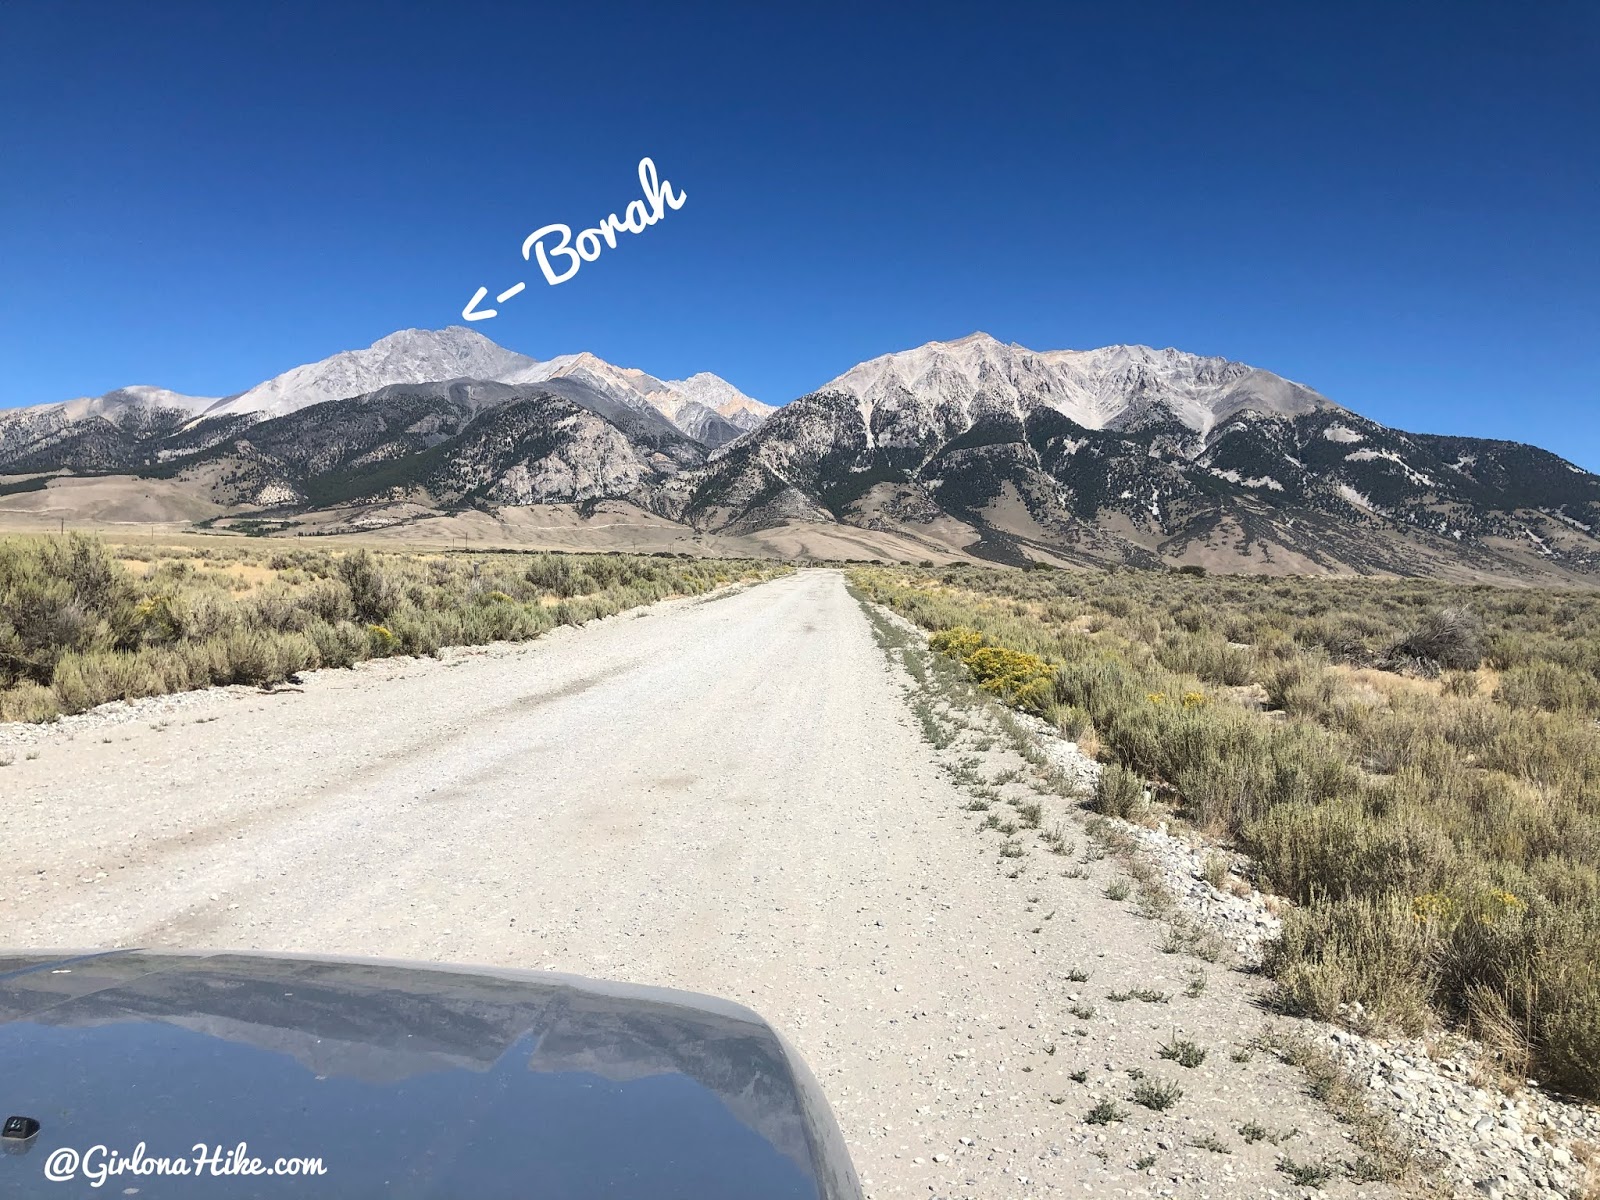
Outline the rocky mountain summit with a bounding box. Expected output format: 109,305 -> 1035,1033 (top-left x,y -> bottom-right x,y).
683,334 -> 1599,577
206,327 -> 537,419
1,328 -> 771,466
828,333 -> 1333,440
2,329 -> 1596,580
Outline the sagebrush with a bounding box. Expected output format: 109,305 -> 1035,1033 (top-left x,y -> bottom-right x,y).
851,563 -> 1600,1101
1,535 -> 785,721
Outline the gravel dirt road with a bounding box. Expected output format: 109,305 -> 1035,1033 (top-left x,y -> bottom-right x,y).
4,570 -> 1396,1199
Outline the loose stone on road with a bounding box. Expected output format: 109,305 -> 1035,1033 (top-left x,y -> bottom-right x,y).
3,571 -> 1397,1199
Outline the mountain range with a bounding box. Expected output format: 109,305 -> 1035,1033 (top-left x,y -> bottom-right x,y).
3,327 -> 1597,581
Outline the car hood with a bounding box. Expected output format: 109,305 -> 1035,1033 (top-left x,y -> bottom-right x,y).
0,950 -> 861,1199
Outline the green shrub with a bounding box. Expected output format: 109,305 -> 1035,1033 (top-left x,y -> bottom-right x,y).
0,535 -> 783,722
1154,632 -> 1254,686
337,550 -> 399,623
1433,893 -> 1600,1098
50,651 -> 121,712
1092,764 -> 1146,819
1,533 -> 138,688
1264,893 -> 1437,1033
0,680 -> 60,722
524,552 -> 585,598
848,562 -> 1600,1100
307,620 -> 367,669
217,629 -> 291,686
1496,661 -> 1600,717
1052,704 -> 1091,740
1246,800 -> 1455,903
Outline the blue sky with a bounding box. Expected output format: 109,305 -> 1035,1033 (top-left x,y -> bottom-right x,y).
2,1 -> 1596,467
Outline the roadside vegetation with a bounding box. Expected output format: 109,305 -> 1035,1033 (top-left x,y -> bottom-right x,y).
1,534 -> 785,722
849,563 -> 1600,1103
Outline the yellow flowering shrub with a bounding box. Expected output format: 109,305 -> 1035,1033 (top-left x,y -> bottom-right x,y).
929,626 -> 1055,713
1412,888 -> 1526,929
1411,891 -> 1457,924
134,594 -> 182,641
929,627 -> 985,658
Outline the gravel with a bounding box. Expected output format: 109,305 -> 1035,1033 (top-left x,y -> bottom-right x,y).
1009,691 -> 1599,1200
0,680 -> 250,749
5,570 -> 1571,1197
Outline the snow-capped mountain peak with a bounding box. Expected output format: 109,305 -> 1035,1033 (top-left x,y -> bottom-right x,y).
823,333 -> 1337,439
206,327 -> 537,419
4,325 -> 1598,582
59,385 -> 219,420
498,352 -> 769,441
499,351 -> 671,408
664,372 -> 775,430
8,326 -> 772,449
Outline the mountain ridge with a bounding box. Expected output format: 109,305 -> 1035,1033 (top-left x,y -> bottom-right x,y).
3,328 -> 773,452
2,329 -> 1596,582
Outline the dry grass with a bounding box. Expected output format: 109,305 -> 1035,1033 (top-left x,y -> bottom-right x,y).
850,563 -> 1600,1102
1255,1027 -> 1419,1188
1333,665 -> 1445,700
2,534 -> 787,721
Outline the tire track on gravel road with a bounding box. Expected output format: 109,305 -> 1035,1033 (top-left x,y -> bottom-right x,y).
3,571 -> 1398,1200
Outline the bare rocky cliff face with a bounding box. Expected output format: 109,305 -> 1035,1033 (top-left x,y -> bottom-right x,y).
2,329 -> 1597,580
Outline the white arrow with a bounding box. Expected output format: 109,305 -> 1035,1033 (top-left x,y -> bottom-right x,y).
461,286 -> 496,322
462,282 -> 528,321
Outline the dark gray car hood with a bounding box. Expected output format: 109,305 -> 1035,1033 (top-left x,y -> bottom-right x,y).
0,950 -> 861,1199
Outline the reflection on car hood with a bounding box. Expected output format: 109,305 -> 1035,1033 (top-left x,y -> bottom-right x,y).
0,950 -> 862,1199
